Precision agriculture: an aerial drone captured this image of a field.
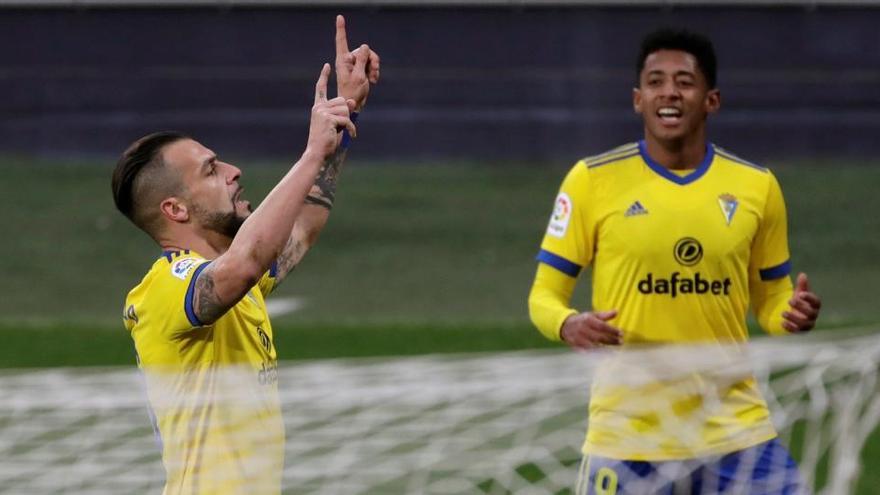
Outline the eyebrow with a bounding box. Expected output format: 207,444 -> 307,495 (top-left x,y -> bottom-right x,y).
201,154 -> 218,171
647,69 -> 696,78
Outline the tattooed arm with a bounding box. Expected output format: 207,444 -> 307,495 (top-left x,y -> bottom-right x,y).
192,65 -> 354,326
271,144 -> 348,287
270,15 -> 380,287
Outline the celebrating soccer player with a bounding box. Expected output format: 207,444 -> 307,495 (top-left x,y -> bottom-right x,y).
111,16 -> 379,494
528,29 -> 821,494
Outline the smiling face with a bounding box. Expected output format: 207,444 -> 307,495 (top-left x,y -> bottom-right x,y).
633,49 -> 720,146
162,139 -> 252,238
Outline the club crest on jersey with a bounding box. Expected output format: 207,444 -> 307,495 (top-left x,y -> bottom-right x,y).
547,192 -> 572,238
718,194 -> 738,226
171,257 -> 198,280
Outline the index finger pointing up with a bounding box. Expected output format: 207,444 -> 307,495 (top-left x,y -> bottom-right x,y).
315,63 -> 330,103
335,15 -> 350,58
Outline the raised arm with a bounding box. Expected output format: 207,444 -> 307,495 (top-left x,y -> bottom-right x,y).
192,64 -> 355,325
272,14 -> 381,287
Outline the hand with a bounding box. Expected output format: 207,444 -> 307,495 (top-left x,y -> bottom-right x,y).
782,273 -> 821,333
307,64 -> 356,158
560,310 -> 624,351
335,14 -> 380,112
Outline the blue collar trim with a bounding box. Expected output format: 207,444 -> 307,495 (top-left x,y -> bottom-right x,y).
638,140 -> 714,185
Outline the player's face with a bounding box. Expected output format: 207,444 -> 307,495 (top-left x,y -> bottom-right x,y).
633,49 -> 720,144
164,139 -> 252,237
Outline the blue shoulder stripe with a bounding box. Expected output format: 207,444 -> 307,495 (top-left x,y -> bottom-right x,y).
536,249 -> 582,277
759,260 -> 791,281
714,147 -> 768,173
184,261 -> 212,327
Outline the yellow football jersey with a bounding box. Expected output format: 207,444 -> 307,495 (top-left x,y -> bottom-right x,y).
122,250 -> 283,494
536,141 -> 793,460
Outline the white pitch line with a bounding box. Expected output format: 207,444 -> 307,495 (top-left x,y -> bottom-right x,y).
265,297 -> 306,317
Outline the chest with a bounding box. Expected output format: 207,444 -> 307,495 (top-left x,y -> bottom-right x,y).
593,179 -> 763,267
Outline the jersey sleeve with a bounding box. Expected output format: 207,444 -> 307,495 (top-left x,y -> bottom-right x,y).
537,161 -> 595,278
749,171 -> 795,335
749,171 -> 791,282
257,262 -> 279,297
148,255 -> 214,335
528,263 -> 579,341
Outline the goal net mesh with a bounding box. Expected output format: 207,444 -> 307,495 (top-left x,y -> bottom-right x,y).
1,328 -> 879,494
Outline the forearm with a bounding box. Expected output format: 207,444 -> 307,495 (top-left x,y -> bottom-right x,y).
273,135 -> 351,283
528,263 -> 579,342
751,276 -> 794,336
305,116 -> 353,209
225,149 -> 326,280
193,150 -> 327,325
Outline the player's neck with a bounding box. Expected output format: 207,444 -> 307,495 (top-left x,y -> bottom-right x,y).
158,230 -> 232,259
643,132 -> 707,171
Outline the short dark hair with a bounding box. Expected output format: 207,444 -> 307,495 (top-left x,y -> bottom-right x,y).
637,28 -> 717,88
111,131 -> 189,234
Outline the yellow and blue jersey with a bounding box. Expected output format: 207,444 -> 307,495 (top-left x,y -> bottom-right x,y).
533,141 -> 794,460
122,250 -> 283,495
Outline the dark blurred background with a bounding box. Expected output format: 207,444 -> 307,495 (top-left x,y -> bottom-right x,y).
2,2 -> 880,162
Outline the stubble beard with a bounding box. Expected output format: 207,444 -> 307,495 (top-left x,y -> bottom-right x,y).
193,202 -> 249,239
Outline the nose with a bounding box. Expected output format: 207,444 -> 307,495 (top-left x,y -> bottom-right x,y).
222,162 -> 242,184
660,80 -> 681,100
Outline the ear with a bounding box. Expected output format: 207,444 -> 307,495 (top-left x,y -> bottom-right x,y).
705,88 -> 721,115
633,87 -> 643,115
160,197 -> 189,223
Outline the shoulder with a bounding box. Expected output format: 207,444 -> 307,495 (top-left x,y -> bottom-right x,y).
564,142 -> 641,184
161,250 -> 208,281
712,144 -> 770,175
124,251 -> 211,329
133,250 -> 209,296
578,142 -> 641,170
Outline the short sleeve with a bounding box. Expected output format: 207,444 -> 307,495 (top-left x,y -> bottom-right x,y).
257,262 -> 278,297
750,171 -> 792,282
151,255 -> 213,333
537,162 -> 594,278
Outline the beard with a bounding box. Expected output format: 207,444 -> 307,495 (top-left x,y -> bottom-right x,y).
192,203 -> 248,239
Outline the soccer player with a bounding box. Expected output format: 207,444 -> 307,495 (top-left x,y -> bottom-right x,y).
111,16 -> 379,495
528,29 -> 821,494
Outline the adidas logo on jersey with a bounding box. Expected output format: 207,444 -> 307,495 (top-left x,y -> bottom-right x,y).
624,201 -> 648,217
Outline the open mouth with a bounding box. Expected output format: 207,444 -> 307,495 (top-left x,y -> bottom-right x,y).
657,107 -> 683,125
233,188 -> 249,208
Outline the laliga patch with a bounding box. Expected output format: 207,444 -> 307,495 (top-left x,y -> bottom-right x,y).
171,257 -> 199,280
547,193 -> 573,238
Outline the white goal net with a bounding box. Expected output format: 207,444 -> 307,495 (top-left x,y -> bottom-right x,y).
2,328 -> 879,494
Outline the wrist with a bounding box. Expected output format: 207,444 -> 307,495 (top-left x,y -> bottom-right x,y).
300,147 -> 327,165
341,112 -> 360,150
557,310 -> 578,342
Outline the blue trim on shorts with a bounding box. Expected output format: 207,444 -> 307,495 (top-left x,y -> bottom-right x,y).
580,438 -> 803,495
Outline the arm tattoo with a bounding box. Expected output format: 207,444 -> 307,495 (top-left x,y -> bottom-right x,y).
305,145 -> 348,210
273,236 -> 307,286
193,266 -> 227,325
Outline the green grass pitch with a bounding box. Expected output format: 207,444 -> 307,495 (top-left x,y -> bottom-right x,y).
0,155 -> 878,493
